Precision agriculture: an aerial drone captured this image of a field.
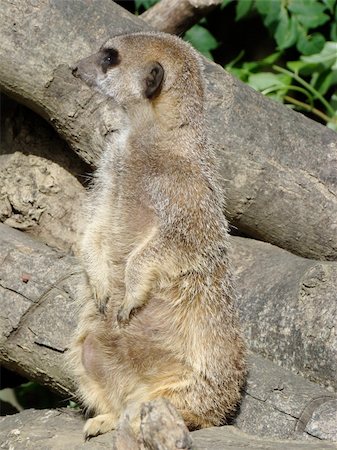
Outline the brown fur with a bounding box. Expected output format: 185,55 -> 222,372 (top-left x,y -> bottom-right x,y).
68,31 -> 246,439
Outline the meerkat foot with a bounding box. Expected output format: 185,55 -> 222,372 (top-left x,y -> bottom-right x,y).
83,413 -> 117,440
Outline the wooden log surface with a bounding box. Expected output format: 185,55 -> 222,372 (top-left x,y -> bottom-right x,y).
231,236 -> 337,391
1,407 -> 336,450
140,0 -> 221,35
0,0 -> 336,260
0,95 -> 87,252
0,224 -> 336,443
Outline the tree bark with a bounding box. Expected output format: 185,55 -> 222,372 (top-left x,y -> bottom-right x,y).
0,224 -> 336,443
0,224 -> 78,397
0,0 -> 336,260
231,236 -> 337,391
140,0 -> 221,35
0,95 -> 87,252
138,398 -> 193,450
1,407 -> 336,450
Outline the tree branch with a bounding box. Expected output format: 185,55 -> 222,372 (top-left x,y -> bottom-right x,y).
140,0 -> 221,35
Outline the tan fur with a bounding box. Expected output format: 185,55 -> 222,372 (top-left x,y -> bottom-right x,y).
68,31 -> 246,439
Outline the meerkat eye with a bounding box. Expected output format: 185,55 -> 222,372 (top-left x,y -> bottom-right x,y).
101,48 -> 119,73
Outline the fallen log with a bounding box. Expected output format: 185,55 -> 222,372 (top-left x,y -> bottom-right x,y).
140,0 -> 221,35
1,407 -> 336,450
0,95 -> 86,252
0,0 -> 336,260
0,224 -> 78,397
232,236 -> 337,391
0,224 -> 336,442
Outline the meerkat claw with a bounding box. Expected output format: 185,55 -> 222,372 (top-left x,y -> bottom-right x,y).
116,306 -> 131,326
93,294 -> 109,315
98,299 -> 108,315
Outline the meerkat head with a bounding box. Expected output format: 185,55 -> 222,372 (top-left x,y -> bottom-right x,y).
72,32 -> 204,109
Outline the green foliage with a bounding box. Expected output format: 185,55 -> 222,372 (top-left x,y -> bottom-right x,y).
134,0 -> 159,12
219,0 -> 336,54
184,24 -> 219,60
15,381 -> 64,409
223,0 -> 337,129
238,0 -> 332,54
67,400 -> 80,409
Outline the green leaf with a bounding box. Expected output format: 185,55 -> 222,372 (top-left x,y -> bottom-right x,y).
226,50 -> 245,69
322,0 -> 336,13
242,61 -> 260,71
315,71 -> 337,96
226,66 -> 249,82
67,400 -> 80,409
256,0 -> 281,27
330,92 -> 337,110
221,0 -> 233,8
275,10 -> 299,50
260,52 -> 282,65
331,22 -> 337,41
288,0 -> 330,29
301,41 -> 337,69
135,0 -> 159,11
327,113 -> 337,131
287,60 -> 317,75
297,32 -> 325,56
184,25 -> 218,60
287,60 -> 307,73
255,0 -> 271,15
235,0 -> 253,20
247,72 -> 290,91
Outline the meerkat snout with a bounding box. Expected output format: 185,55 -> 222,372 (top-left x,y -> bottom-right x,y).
71,53 -> 101,88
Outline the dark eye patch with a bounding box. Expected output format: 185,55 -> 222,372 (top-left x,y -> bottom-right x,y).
101,48 -> 119,73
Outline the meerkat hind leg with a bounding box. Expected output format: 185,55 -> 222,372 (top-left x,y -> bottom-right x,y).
83,413 -> 118,440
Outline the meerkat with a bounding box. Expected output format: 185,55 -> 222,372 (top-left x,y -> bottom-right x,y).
68,31 -> 246,440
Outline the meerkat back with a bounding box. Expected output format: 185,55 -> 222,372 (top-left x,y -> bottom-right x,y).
68,31 -> 246,440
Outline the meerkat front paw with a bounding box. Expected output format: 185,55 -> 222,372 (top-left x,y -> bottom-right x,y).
83,413 -> 117,440
116,304 -> 134,326
117,291 -> 146,326
86,279 -> 110,315
92,287 -> 110,315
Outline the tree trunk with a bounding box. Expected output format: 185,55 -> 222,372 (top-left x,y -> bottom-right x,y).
0,0 -> 336,260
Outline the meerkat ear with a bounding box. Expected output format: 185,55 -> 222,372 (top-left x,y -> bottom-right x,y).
144,62 -> 164,99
